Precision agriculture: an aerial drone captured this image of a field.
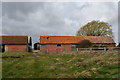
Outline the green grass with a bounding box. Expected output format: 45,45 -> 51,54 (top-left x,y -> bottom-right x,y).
1,51 -> 119,78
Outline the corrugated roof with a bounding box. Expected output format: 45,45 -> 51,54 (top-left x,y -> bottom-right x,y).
40,36 -> 115,44
0,36 -> 28,44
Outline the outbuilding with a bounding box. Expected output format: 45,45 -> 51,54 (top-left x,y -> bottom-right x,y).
0,36 -> 32,52
39,36 -> 116,51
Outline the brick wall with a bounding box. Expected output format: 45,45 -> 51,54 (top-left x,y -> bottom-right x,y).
0,45 -> 2,52
40,43 -> 116,52
5,45 -> 28,52
40,44 -> 72,51
93,43 -> 116,47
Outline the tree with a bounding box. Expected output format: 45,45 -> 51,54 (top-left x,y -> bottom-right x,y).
76,20 -> 113,37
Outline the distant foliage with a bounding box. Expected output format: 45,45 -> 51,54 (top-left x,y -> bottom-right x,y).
76,20 -> 113,37
77,40 -> 92,48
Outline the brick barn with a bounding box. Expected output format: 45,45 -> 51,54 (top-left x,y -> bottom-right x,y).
0,36 -> 32,52
39,36 -> 116,51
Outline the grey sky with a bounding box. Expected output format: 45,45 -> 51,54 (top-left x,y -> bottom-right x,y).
2,2 -> 118,45
118,1 -> 120,44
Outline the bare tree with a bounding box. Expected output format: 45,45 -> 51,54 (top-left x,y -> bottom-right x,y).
76,20 -> 113,37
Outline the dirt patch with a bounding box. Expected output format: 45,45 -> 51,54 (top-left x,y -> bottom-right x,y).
67,57 -> 84,63
0,55 -> 24,58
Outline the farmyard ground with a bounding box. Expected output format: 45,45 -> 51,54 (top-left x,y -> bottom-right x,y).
1,51 -> 120,78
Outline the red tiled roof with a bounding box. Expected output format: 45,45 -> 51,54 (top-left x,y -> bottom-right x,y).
40,36 -> 115,44
0,36 -> 28,44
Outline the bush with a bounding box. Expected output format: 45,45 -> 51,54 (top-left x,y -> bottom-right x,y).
77,40 -> 92,48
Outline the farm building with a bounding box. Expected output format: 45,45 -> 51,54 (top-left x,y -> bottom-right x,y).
39,36 -> 116,51
0,36 -> 32,52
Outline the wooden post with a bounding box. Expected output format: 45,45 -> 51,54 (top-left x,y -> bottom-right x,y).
77,48 -> 78,52
46,49 -> 48,53
90,48 -> 92,51
104,47 -> 106,51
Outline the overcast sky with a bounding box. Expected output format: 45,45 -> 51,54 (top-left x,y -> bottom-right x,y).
1,2 -> 119,45
118,1 -> 120,44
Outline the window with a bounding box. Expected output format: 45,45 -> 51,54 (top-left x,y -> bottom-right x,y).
57,44 -> 61,47
41,44 -> 46,47
47,37 -> 49,39
43,37 -> 49,39
72,44 -> 76,48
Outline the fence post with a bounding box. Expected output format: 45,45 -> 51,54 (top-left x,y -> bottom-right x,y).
104,47 -> 106,51
90,48 -> 92,51
46,49 -> 48,53
77,48 -> 78,52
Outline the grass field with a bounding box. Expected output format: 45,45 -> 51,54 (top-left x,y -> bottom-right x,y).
1,51 -> 120,78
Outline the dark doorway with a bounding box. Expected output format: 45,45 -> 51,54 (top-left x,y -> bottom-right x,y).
34,43 -> 40,50
0,45 -> 5,52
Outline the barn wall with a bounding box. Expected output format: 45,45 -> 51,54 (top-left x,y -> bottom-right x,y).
0,45 -> 2,52
93,43 -> 116,47
5,45 -> 28,52
40,44 -> 72,51
40,43 -> 116,51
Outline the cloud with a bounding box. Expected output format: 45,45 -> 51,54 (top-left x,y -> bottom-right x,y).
2,0 -> 119,2
2,2 -> 118,45
0,2 -> 2,35
118,1 -> 120,43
